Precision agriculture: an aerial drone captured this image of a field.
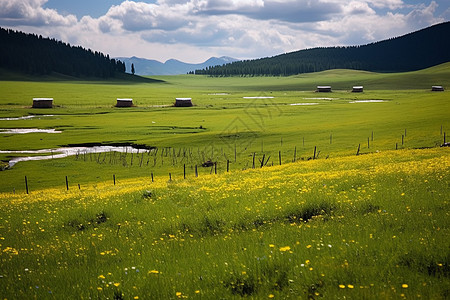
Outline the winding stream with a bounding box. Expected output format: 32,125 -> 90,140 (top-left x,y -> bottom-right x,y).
0,115 -> 55,121
0,128 -> 62,134
0,146 -> 151,167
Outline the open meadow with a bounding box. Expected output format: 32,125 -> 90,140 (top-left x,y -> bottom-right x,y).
0,64 -> 449,298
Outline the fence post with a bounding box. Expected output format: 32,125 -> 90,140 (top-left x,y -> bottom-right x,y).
227,160 -> 229,172
293,146 -> 297,162
113,174 -> 116,185
65,176 -> 69,191
260,154 -> 266,168
184,164 -> 186,179
195,165 -> 198,177
279,151 -> 282,165
25,176 -> 29,194
151,172 -> 154,182
356,144 -> 361,156
313,146 -> 317,160
252,153 -> 255,169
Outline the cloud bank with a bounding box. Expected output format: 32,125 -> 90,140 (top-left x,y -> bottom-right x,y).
0,0 -> 447,62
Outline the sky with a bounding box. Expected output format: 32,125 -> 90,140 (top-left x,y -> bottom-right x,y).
0,0 -> 449,63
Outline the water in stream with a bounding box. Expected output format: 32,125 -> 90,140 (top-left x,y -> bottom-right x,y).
0,146 -> 150,167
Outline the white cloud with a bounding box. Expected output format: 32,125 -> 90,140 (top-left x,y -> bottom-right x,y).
366,0 -> 404,10
0,0 -> 77,26
104,1 -> 191,31
313,1 -> 444,45
342,1 -> 375,15
405,1 -> 443,28
194,0 -> 264,13
192,0 -> 342,23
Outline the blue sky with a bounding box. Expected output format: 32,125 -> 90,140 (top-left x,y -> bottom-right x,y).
1,0 -> 449,63
43,0 -> 128,18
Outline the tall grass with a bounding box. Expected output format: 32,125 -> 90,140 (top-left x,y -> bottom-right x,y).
0,148 -> 448,299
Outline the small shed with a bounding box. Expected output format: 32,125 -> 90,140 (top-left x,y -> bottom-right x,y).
116,98 -> 134,107
32,98 -> 53,108
431,86 -> 444,92
317,86 -> 332,92
174,98 -> 193,107
352,86 -> 364,93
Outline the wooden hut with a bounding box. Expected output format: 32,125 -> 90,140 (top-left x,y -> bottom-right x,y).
174,98 -> 193,107
352,86 -> 364,93
32,98 -> 53,108
431,86 -> 444,91
116,98 -> 134,107
317,86 -> 332,92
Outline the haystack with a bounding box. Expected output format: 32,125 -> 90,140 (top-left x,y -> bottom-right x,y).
32,98 -> 53,108
352,86 -> 364,93
431,86 -> 444,92
175,98 -> 193,107
317,86 -> 332,92
116,98 -> 134,107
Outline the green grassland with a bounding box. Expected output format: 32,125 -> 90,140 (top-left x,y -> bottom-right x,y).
0,64 -> 449,192
0,64 -> 449,299
0,148 -> 448,299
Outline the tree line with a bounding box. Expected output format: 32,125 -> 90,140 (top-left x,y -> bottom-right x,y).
195,21 -> 450,76
0,27 -> 126,78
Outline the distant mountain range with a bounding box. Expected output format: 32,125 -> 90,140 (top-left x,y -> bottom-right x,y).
196,21 -> 450,76
116,56 -> 239,75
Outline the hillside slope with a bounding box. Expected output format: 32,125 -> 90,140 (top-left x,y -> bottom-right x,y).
196,22 -> 450,76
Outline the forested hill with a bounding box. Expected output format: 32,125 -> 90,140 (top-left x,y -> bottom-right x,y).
195,21 -> 450,76
0,27 -> 126,78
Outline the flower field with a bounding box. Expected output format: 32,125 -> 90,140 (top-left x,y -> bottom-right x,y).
1,147 -> 449,299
